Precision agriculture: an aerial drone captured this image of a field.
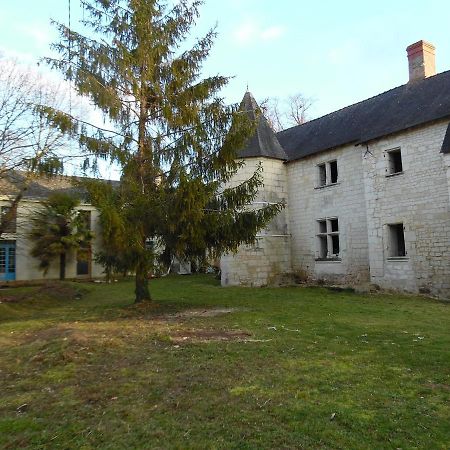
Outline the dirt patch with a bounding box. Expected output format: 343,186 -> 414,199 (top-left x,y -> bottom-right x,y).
37,283 -> 85,301
23,325 -> 91,345
170,329 -> 251,343
20,306 -> 248,347
425,383 -> 450,391
0,295 -> 20,303
0,282 -> 85,304
166,307 -> 242,319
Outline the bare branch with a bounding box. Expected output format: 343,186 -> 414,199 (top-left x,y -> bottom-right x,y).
259,93 -> 314,131
259,97 -> 284,132
0,58 -> 85,236
286,93 -> 314,126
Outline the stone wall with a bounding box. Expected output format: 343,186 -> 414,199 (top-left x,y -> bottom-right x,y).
445,152 -> 450,206
362,120 -> 450,298
221,121 -> 450,298
220,157 -> 292,286
286,144 -> 370,284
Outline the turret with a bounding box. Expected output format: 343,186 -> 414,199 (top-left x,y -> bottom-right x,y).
220,92 -> 292,287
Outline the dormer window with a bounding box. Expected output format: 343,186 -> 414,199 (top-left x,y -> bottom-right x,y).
317,160 -> 338,187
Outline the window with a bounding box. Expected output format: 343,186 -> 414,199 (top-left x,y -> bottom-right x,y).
1,206 -> 16,233
317,220 -> 328,258
78,210 -> 91,230
317,160 -> 338,187
76,247 -> 91,276
329,160 -> 338,184
316,218 -> 340,260
318,164 -> 327,186
76,211 -> 91,276
387,223 -> 406,257
0,241 -> 16,281
387,148 -> 403,175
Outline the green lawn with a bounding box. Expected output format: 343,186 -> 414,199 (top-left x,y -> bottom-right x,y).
1,275 -> 449,449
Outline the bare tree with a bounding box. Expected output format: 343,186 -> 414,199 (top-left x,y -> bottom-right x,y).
0,58 -> 78,235
286,93 -> 314,127
260,97 -> 284,132
259,92 -> 314,132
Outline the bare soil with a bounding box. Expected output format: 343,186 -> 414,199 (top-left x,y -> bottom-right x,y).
166,307 -> 242,319
170,329 -> 251,343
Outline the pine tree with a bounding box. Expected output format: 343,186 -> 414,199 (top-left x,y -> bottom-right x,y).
29,192 -> 93,280
84,179 -> 134,281
45,0 -> 283,302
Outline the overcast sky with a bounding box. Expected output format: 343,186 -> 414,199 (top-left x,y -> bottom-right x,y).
2,0 -> 450,119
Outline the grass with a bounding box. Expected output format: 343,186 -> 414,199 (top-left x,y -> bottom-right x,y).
0,275 -> 449,449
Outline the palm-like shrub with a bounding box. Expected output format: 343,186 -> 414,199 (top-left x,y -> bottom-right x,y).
29,192 -> 93,280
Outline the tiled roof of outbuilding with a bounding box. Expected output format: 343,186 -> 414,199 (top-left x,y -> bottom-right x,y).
0,171 -> 119,201
275,70 -> 450,161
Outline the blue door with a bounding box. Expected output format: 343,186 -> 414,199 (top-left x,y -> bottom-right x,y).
0,241 -> 16,281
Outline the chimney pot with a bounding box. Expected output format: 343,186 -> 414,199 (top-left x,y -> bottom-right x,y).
406,40 -> 436,82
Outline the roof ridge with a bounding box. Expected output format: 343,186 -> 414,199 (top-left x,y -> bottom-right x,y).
277,69 -> 450,161
13,169 -> 118,183
277,69 -> 450,137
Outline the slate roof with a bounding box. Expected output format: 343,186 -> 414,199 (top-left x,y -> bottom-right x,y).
238,91 -> 288,160
241,70 -> 450,162
0,171 -> 119,201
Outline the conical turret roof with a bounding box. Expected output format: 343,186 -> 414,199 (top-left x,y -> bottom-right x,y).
238,91 -> 288,161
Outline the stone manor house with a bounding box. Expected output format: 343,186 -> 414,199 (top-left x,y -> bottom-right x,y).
1,40 -> 449,299
221,40 -> 450,299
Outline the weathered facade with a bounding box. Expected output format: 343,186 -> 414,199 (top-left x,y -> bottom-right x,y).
0,173 -> 191,282
221,40 -> 450,299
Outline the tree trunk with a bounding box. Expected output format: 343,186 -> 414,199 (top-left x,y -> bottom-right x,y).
59,253 -> 66,280
105,264 -> 111,283
135,260 -> 151,303
132,67 -> 152,305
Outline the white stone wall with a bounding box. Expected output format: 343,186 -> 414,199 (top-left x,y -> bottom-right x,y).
221,157 -> 292,286
362,120 -> 450,297
0,199 -> 105,281
444,152 -> 450,206
286,145 -> 370,284
218,121 -> 450,298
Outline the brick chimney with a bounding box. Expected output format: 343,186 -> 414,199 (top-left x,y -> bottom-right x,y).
406,40 -> 436,82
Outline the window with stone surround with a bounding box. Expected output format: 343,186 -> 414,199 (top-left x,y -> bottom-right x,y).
76,210 -> 91,276
1,206 -> 17,234
387,223 -> 406,257
318,163 -> 326,186
316,217 -> 340,260
316,160 -> 338,187
386,148 -> 403,175
78,210 -> 91,230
